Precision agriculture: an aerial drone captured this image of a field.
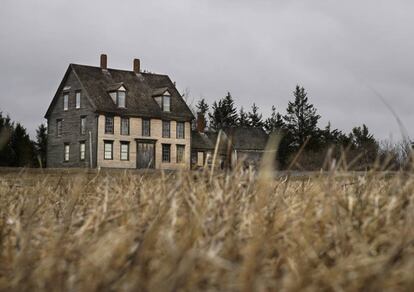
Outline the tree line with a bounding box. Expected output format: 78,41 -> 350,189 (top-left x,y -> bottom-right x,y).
0,112 -> 47,167
195,85 -> 396,170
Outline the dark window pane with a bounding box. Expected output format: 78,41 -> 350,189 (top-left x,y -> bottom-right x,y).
105,116 -> 114,134
176,145 -> 185,163
176,122 -> 185,139
162,144 -> 171,163
162,120 -> 170,138
142,119 -> 151,137
80,117 -> 86,135
121,118 -> 129,135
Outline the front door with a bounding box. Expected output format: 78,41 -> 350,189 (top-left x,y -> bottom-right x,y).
137,142 -> 155,169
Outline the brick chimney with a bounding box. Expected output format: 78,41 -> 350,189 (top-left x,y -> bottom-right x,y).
100,54 -> 107,69
196,112 -> 206,133
133,58 -> 140,73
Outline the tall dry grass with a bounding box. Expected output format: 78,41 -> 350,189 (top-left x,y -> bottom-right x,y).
0,165 -> 413,291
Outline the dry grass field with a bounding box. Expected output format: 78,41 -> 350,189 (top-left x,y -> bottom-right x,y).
0,165 -> 413,291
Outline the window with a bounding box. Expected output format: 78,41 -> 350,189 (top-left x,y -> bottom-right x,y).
80,116 -> 86,135
63,93 -> 69,110
176,145 -> 185,163
142,119 -> 151,137
162,144 -> 171,163
75,91 -> 81,109
176,122 -> 185,139
104,141 -> 113,160
118,91 -> 126,108
154,92 -> 170,112
56,119 -> 63,136
64,144 -> 70,162
162,120 -> 170,138
80,142 -> 85,161
120,142 -> 129,161
163,95 -> 170,112
105,116 -> 114,134
109,90 -> 126,108
121,117 -> 129,135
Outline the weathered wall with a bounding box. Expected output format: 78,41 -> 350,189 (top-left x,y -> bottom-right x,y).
97,115 -> 191,170
47,69 -> 97,168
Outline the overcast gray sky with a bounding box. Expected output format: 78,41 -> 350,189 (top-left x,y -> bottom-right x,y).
1,0 -> 413,141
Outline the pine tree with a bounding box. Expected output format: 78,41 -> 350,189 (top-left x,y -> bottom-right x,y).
247,103 -> 264,128
264,106 -> 285,133
283,85 -> 321,150
10,123 -> 35,167
349,124 -> 378,168
196,98 -> 209,115
238,107 -> 249,127
35,123 -> 48,168
0,112 -> 15,166
209,92 -> 238,130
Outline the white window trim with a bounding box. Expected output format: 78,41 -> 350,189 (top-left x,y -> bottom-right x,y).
75,92 -> 81,109
63,93 -> 69,111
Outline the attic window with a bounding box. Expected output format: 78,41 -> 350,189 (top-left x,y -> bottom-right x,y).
153,90 -> 171,112
108,85 -> 126,108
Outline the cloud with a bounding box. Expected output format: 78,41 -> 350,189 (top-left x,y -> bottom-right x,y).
0,0 -> 413,140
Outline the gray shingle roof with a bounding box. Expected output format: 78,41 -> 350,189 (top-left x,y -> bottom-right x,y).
45,64 -> 194,121
191,131 -> 215,150
192,127 -> 268,152
225,127 -> 268,150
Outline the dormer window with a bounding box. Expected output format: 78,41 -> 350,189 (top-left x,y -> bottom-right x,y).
153,88 -> 171,112
108,84 -> 127,108
163,95 -> 170,112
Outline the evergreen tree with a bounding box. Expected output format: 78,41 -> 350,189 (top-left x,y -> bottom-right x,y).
35,123 -> 48,168
283,85 -> 321,150
247,103 -> 264,128
264,106 -> 285,133
209,92 -> 238,130
196,98 -> 209,115
0,112 -> 15,166
238,107 -> 249,127
10,123 -> 35,167
348,124 -> 378,168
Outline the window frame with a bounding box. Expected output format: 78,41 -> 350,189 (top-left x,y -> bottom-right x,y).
162,120 -> 171,138
63,92 -> 69,111
176,144 -> 185,163
79,141 -> 86,161
64,143 -> 70,162
80,116 -> 86,135
75,91 -> 81,109
176,122 -> 185,139
117,90 -> 126,108
56,119 -> 63,137
105,116 -> 114,134
120,117 -> 130,135
142,119 -> 151,137
162,95 -> 171,112
104,140 -> 114,160
162,144 -> 171,163
120,141 -> 130,161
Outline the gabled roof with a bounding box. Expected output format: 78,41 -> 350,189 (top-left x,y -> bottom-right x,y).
152,87 -> 170,96
107,82 -> 126,92
45,64 -> 194,121
191,131 -> 215,150
224,127 -> 268,150
192,127 -> 268,152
